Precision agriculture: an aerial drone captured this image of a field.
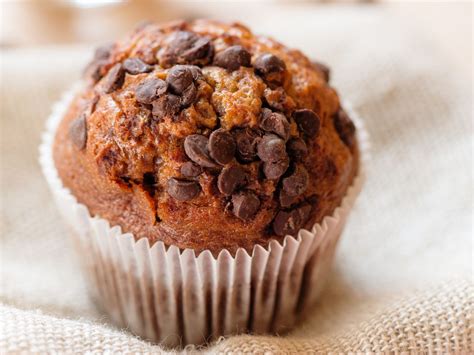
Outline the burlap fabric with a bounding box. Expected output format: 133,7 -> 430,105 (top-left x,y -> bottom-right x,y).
1,4 -> 472,354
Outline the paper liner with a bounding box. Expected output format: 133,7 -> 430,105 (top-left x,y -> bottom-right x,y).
39,87 -> 368,347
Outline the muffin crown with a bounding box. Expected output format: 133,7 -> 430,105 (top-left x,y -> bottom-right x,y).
59,20 -> 357,250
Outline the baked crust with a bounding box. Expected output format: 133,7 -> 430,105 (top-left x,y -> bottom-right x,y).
53,20 -> 359,255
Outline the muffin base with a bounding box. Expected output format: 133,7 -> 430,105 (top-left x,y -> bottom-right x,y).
40,87 -> 368,347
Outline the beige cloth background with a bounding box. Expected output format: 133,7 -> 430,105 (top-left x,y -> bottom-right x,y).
1,4 -> 472,354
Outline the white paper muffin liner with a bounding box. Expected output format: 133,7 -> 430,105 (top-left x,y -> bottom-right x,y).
39,87 -> 369,347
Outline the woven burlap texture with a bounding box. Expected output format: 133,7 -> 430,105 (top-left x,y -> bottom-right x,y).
1,5 -> 472,354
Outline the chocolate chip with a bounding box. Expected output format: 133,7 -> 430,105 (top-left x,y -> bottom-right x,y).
208,128 -> 236,165
184,134 -> 217,168
94,43 -> 114,60
180,83 -> 198,107
298,204 -> 312,223
255,53 -> 286,75
217,165 -> 246,195
188,65 -> 203,80
181,161 -> 202,177
254,53 -> 286,85
182,36 -> 213,64
158,31 -> 213,67
152,94 -> 181,118
213,45 -> 251,71
166,65 -> 200,107
232,192 -> 260,220
167,178 -> 200,201
263,157 -> 289,180
139,47 -> 158,65
272,204 -> 311,236
102,63 -> 125,94
257,134 -> 287,162
84,61 -> 105,83
260,108 -> 290,140
293,109 -> 320,138
123,58 -> 153,75
69,114 -> 87,150
84,43 -> 114,82
334,109 -> 356,147
273,210 -> 295,236
166,65 -> 194,94
279,190 -> 297,208
233,128 -> 260,162
312,61 -> 330,82
88,94 -> 100,115
135,78 -> 168,104
282,165 -> 308,197
287,138 -> 308,162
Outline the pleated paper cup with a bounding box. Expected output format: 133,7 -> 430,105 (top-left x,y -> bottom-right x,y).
39,87 -> 368,347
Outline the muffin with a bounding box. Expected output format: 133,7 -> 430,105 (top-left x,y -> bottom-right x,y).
41,19 -> 364,346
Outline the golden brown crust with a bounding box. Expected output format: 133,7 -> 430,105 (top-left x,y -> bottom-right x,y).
53,20 -> 359,255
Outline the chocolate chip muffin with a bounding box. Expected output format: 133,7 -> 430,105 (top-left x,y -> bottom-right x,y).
53,20 -> 358,255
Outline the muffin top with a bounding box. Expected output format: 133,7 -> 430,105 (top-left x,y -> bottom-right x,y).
54,19 -> 358,254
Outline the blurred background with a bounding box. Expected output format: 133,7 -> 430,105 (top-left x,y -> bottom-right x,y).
0,1 -> 471,75
0,0 -> 472,83
0,1 -> 470,102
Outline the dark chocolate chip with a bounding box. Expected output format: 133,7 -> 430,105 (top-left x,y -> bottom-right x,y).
69,114 -> 87,150
263,157 -> 289,180
312,61 -> 330,82
94,43 -> 114,60
282,165 -> 309,196
182,36 -> 213,64
158,31 -> 213,67
254,53 -> 286,75
213,45 -> 251,71
167,178 -> 200,201
218,165 -> 246,196
279,190 -> 297,208
166,65 -> 194,94
293,109 -> 320,138
84,60 -> 105,83
334,109 -> 356,147
89,94 -> 100,115
152,94 -> 181,118
298,204 -> 312,223
232,192 -> 260,220
273,210 -> 295,236
135,78 -> 168,104
84,43 -> 114,82
181,161 -> 202,177
102,63 -> 125,94
257,134 -> 287,162
287,138 -> 308,162
208,128 -> 236,165
180,83 -> 198,107
123,58 -> 153,75
139,47 -> 158,65
260,108 -> 290,140
188,65 -> 203,81
254,53 -> 286,85
166,65 -> 200,106
184,134 -> 217,168
233,128 -> 260,162
272,204 -> 311,236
